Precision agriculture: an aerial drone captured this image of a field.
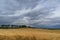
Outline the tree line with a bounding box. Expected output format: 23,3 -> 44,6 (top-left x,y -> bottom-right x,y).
0,25 -> 31,29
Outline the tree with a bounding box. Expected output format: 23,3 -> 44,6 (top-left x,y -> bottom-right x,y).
21,25 -> 27,28
0,25 -> 31,29
27,26 -> 31,28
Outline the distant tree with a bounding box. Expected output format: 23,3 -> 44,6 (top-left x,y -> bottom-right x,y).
14,25 -> 19,28
1,25 -> 5,29
27,26 -> 31,28
0,24 -> 32,29
21,25 -> 27,28
11,25 -> 14,28
19,25 -> 22,28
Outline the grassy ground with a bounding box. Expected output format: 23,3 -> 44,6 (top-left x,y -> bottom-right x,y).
0,28 -> 60,40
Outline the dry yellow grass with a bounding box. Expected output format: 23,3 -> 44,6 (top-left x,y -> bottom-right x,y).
0,28 -> 60,40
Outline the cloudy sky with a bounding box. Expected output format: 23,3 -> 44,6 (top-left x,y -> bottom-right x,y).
0,0 -> 60,28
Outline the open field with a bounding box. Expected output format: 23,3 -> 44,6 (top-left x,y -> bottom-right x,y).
0,28 -> 60,40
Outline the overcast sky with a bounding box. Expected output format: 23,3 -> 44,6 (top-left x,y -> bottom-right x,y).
0,0 -> 60,28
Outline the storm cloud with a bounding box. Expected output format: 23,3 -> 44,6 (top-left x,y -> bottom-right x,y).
0,0 -> 60,28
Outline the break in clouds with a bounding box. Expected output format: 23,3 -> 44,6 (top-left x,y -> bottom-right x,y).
0,0 -> 60,28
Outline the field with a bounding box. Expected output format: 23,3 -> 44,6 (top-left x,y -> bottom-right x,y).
0,28 -> 60,40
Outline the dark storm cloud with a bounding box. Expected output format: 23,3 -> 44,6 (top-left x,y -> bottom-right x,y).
0,0 -> 60,28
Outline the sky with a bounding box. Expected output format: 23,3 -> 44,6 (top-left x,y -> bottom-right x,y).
0,0 -> 60,28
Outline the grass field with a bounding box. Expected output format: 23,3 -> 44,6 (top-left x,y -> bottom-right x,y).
0,28 -> 60,40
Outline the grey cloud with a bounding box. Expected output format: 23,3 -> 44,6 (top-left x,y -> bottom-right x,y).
0,0 -> 60,28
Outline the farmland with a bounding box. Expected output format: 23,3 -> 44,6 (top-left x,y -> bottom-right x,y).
0,28 -> 60,40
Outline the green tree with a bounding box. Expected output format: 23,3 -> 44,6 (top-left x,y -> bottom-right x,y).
22,25 -> 27,28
